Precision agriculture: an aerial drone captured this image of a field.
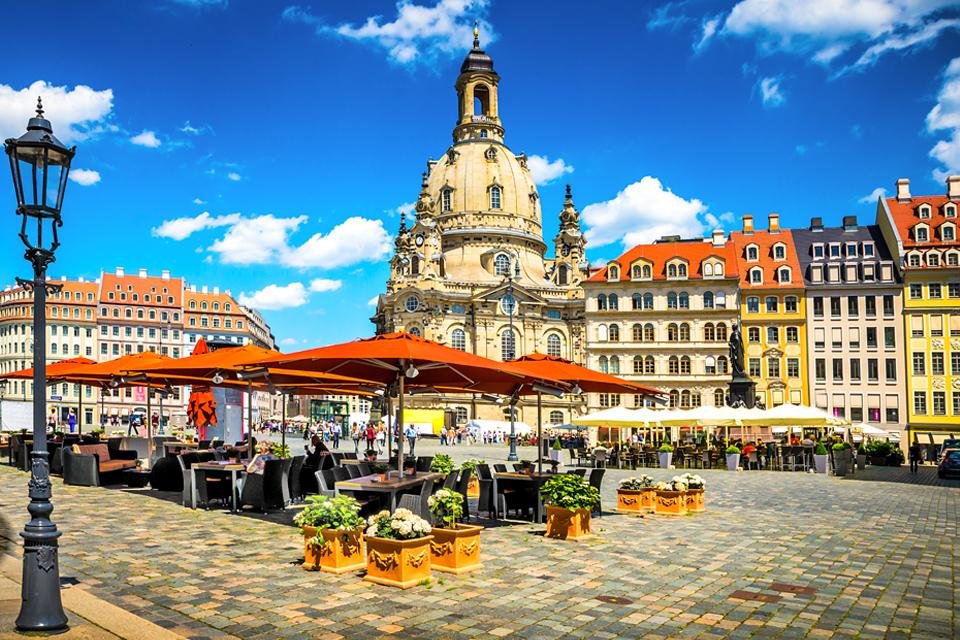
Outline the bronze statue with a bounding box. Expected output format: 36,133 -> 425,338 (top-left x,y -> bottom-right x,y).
729,322 -> 746,377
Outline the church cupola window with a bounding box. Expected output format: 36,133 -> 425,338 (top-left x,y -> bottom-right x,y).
441,188 -> 453,212
494,253 -> 511,276
480,129 -> 488,138
557,264 -> 568,285
489,185 -> 502,209
546,333 -> 562,357
450,328 -> 466,351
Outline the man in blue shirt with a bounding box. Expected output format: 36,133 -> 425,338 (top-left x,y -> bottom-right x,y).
404,424 -> 418,456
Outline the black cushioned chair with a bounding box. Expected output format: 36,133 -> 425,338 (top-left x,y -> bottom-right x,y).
239,459 -> 285,512
288,455 -> 304,504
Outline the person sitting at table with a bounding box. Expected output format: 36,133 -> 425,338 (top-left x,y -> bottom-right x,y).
364,448 -> 379,464
246,441 -> 276,475
304,434 -> 329,467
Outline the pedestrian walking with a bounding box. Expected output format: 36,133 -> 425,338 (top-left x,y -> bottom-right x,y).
365,423 -> 377,452
405,424 -> 418,456
909,439 -> 922,473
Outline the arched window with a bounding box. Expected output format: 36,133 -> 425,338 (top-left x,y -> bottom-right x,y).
609,355 -> 620,375
680,356 -> 691,374
494,253 -> 511,276
704,323 -> 715,341
597,324 -> 608,341
137,309 -> 144,319
668,264 -> 677,278
451,328 -> 466,351
778,266 -> 791,283
678,264 -> 687,277
546,333 -> 562,357
633,356 -> 644,374
703,291 -> 714,309
490,185 -> 502,209
596,294 -> 607,311
717,356 -> 729,374
668,323 -> 679,341
608,324 -> 620,342
479,129 -> 488,138
714,388 -> 726,407
668,356 -> 679,374
599,355 -> 609,373
642,265 -> 652,279
632,265 -> 642,279
642,292 -> 654,309
680,390 -> 691,408
667,292 -> 678,309
442,188 -> 453,212
225,303 -> 231,311
189,300 -> 196,310
679,292 -> 690,309
705,356 -> 716,374
608,266 -> 619,280
557,264 -> 568,285
632,293 -> 642,310
704,262 -> 713,277
643,323 -> 655,341
410,255 -> 420,274
408,326 -> 422,337
201,301 -> 208,310
679,323 -> 690,341
669,389 -> 679,409
773,244 -> 786,260
549,410 -> 564,424
644,356 -> 655,374
455,406 -> 468,423
501,328 -> 515,360
747,246 -> 759,261
750,268 -> 763,284
608,294 -> 619,310
632,323 -> 643,341
716,322 -> 728,341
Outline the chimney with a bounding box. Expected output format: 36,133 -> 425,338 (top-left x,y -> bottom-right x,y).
60,275 -> 67,281
138,268 -> 147,279
78,276 -> 85,283
842,215 -> 858,231
896,178 -> 911,202
115,267 -> 124,277
201,285 -> 208,294
948,175 -> 960,199
161,269 -> 170,281
768,213 -> 780,232
810,217 -> 823,232
190,285 -> 197,293
711,229 -> 725,247
742,215 -> 754,234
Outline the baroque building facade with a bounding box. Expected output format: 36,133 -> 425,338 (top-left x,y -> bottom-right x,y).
371,31 -> 588,425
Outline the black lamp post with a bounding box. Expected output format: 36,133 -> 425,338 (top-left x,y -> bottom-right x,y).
500,251 -> 521,462
5,97 -> 75,633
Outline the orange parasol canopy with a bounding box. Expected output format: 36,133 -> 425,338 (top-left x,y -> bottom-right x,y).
0,357 -> 97,381
50,351 -> 174,385
185,339 -> 217,437
509,353 -> 663,397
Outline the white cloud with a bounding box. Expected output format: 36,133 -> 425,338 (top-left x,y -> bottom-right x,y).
69,168 -> 101,186
703,211 -> 735,229
283,1 -> 494,67
858,187 -> 887,203
526,155 -> 574,185
367,295 -> 380,306
180,120 -> 212,135
0,80 -> 114,144
227,171 -> 242,182
210,214 -> 308,264
238,282 -> 308,311
695,15 -> 722,52
758,76 -> 786,107
130,130 -> 161,148
927,57 -> 960,180
582,176 -> 709,249
279,337 -> 299,346
720,0 -> 959,71
282,216 -> 393,269
192,197 -> 207,205
151,211 -> 243,241
308,278 -> 343,292
394,202 -> 415,218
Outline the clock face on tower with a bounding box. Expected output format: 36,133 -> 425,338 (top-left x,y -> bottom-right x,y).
415,234 -> 425,247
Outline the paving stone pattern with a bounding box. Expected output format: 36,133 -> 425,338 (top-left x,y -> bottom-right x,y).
0,452 -> 956,639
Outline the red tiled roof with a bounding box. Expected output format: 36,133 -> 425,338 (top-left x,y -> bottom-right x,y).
729,229 -> 803,289
99,273 -> 183,306
883,196 -> 960,249
586,240 -> 739,282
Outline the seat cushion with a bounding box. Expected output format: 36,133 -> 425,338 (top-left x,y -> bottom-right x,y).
78,443 -> 111,461
99,459 -> 136,473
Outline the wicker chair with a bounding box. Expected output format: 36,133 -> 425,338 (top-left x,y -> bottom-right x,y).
396,478 -> 435,522
239,459 -> 285,512
288,455 -> 305,504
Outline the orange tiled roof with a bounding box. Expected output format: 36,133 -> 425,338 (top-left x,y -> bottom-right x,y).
99,273 -> 183,306
585,239 -> 738,282
184,290 -> 244,317
883,195 -> 960,249
728,229 -> 803,289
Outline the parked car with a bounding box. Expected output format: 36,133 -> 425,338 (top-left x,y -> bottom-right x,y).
937,450 -> 960,478
939,439 -> 960,459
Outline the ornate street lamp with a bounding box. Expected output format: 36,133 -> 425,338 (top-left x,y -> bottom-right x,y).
500,250 -> 521,462
5,97 -> 75,633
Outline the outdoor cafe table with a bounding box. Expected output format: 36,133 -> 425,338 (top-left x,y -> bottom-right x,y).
334,472 -> 444,511
494,472 -> 556,523
164,441 -> 199,456
190,461 -> 245,513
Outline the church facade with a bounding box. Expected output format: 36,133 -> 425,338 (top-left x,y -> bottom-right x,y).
371,29 -> 588,425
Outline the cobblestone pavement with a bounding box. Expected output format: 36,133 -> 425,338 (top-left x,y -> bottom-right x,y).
0,455 -> 956,639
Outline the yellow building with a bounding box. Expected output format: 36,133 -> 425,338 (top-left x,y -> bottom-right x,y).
730,214 -> 808,407
876,177 -> 960,440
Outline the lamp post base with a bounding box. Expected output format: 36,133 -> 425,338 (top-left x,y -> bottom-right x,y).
506,436 -> 518,462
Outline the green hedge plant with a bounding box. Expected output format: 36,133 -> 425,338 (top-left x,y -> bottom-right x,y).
430,453 -> 455,474
540,473 -> 601,511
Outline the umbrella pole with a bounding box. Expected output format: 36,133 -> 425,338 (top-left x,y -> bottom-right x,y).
384,394 -> 392,461
537,391 -> 543,475
397,372 -> 404,479
77,387 -> 83,437
146,387 -> 153,461
247,381 -> 254,462
281,393 -> 286,453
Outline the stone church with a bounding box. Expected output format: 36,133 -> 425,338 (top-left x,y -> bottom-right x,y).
371,28 -> 588,424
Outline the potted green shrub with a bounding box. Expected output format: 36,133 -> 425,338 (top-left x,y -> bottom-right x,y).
460,458 -> 484,496
658,443 -> 674,469
271,442 -> 291,459
363,508 -> 433,588
855,441 -> 867,471
813,442 -> 829,474
427,488 -> 483,574
549,438 -> 563,463
430,453 -> 455,474
540,473 -> 600,540
293,494 -> 366,573
832,442 -> 851,476
725,445 -> 741,471
371,461 -> 390,481
617,474 -> 655,513
653,479 -> 687,515
680,473 -> 705,512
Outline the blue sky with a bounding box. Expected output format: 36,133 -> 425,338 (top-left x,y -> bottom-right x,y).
1,0 -> 958,349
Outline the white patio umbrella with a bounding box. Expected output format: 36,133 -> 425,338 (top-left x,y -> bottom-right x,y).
741,403 -> 847,426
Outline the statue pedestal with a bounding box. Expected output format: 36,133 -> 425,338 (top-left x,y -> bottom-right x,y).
728,376 -> 757,409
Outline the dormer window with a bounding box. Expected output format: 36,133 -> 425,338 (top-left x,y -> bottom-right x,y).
946,251 -> 959,266
908,253 -> 921,267
928,253 -> 940,267
489,185 -> 502,209
642,265 -> 651,279
608,266 -> 619,281
746,245 -> 759,261
750,267 -> 763,284
845,243 -> 857,257
773,243 -> 786,260
945,203 -> 957,218
862,243 -> 875,257
631,265 -> 642,279
915,225 -> 928,242
703,262 -> 713,277
829,244 -> 841,258
668,264 -> 677,278
441,188 -> 453,212
812,244 -> 824,259
942,224 -> 955,241
715,263 -> 723,276
778,266 -> 791,283
918,204 -> 931,219
677,263 -> 687,277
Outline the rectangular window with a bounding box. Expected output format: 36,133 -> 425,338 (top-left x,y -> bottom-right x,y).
785,297 -> 798,313
748,358 -> 761,377
767,326 -> 780,343
909,283 -> 923,299
813,297 -> 824,317
932,352 -> 945,375
864,296 -> 876,317
885,358 -> 896,381
766,297 -> 778,313
952,352 -> 960,375
787,358 -> 800,378
930,315 -> 943,337
914,391 -> 927,415
767,357 -> 780,378
786,326 -> 799,343
849,358 -> 861,381
867,359 -> 879,381
831,328 -> 843,349
814,327 -> 825,350
747,297 -> 759,313
911,315 -> 924,337
850,407 -> 863,422
884,327 -> 895,349
830,297 -> 841,317
866,327 -> 877,349
813,244 -> 824,258
848,296 -> 859,317
953,392 -> 960,416
849,327 -> 860,350
951,314 -> 960,337
949,282 -> 960,298
912,352 -> 925,375
882,295 -> 894,316
886,407 -> 899,423
832,359 -> 843,381
929,283 -> 942,299
815,358 -> 826,381
933,391 -> 946,416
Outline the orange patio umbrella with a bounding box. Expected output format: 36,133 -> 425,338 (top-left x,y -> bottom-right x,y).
184,339 -> 216,441
1,357 -> 97,435
255,332 -> 566,474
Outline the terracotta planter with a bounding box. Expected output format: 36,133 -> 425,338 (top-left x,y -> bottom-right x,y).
429,523 -> 483,574
616,489 -> 644,514
655,490 -> 687,515
302,526 -> 365,574
639,488 -> 657,512
467,475 -> 480,498
363,535 -> 433,589
684,488 -> 705,513
544,505 -> 593,541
